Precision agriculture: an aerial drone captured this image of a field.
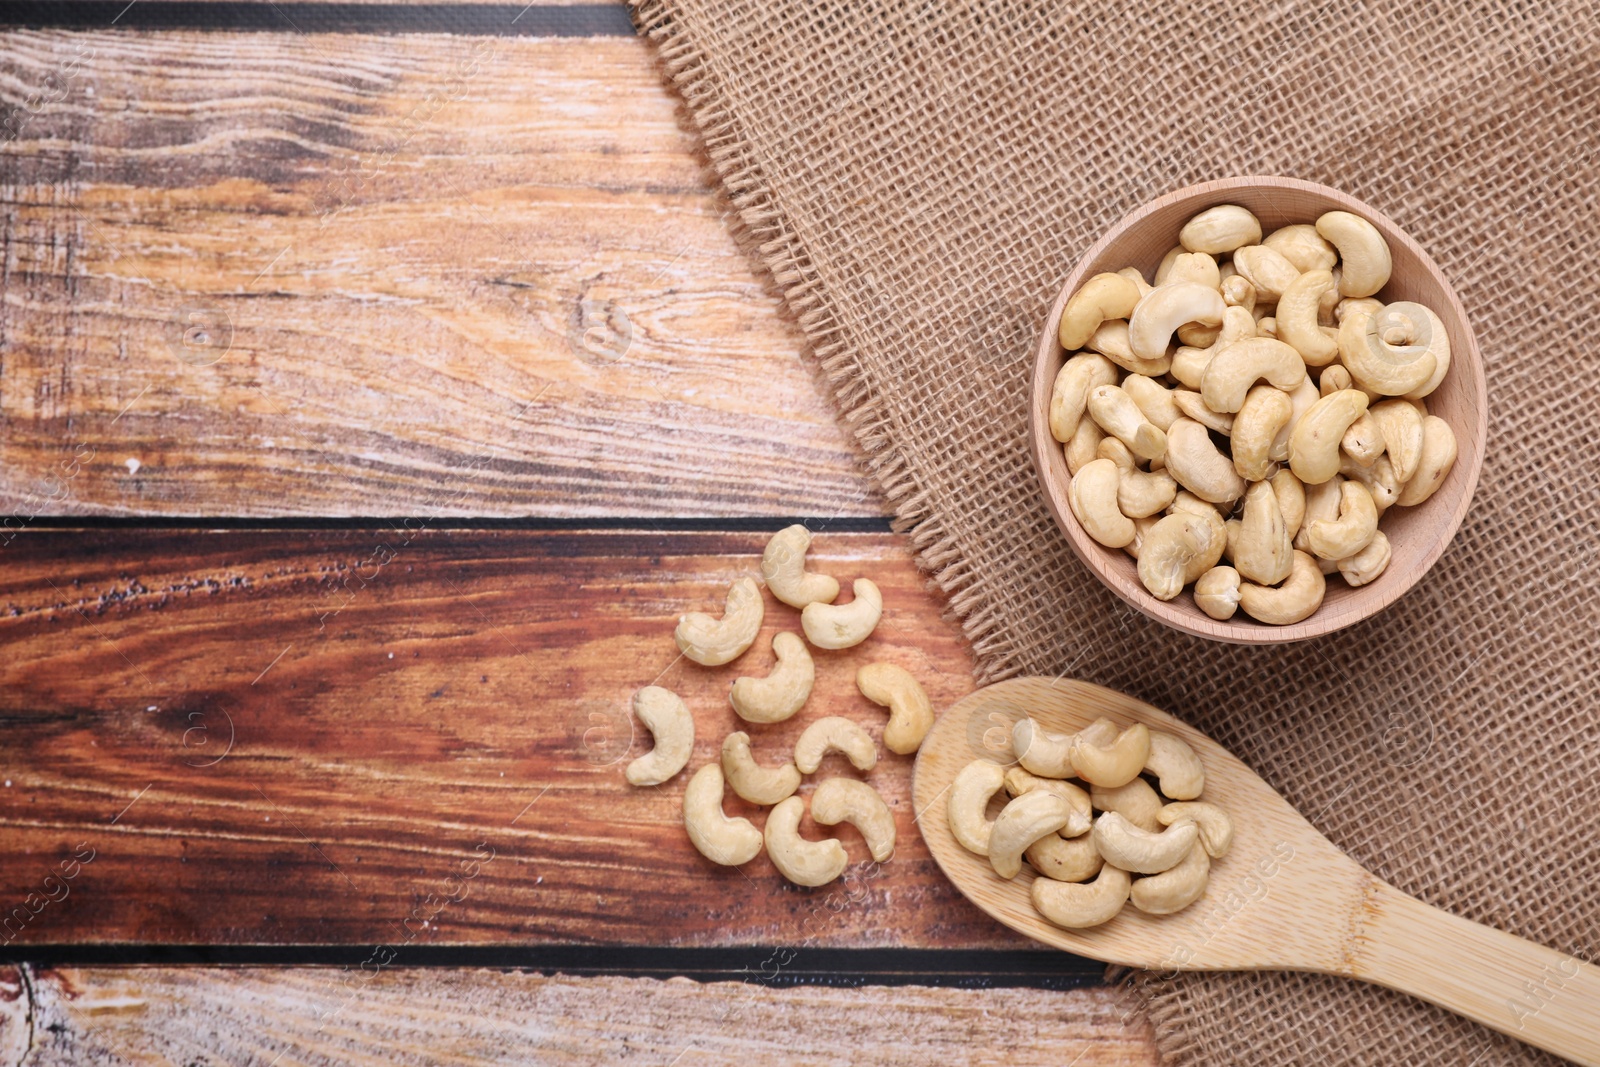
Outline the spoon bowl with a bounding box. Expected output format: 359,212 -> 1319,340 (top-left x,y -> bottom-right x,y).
913,678 -> 1599,1065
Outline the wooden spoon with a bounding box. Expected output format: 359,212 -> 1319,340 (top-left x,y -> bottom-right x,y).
912,677 -> 1599,1065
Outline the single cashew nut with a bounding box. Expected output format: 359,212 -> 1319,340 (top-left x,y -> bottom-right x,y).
1232,384 -> 1294,483
1157,801 -> 1235,857
1049,351 -> 1119,443
1005,768 -> 1093,837
1128,282 -> 1225,362
1306,480 -> 1379,560
1086,319 -> 1172,377
1137,512 -> 1208,601
1100,440 -> 1177,519
1069,723 -> 1151,788
625,686 -> 695,786
1254,315 -> 1278,340
989,790 -> 1074,879
1270,375 -> 1321,464
1092,811 -> 1198,874
760,525 -> 839,609
1294,476 -> 1344,553
1369,399 -> 1426,484
1026,833 -> 1103,883
1276,269 -> 1340,366
1164,419 -> 1246,504
1315,210 -> 1392,297
856,662 -> 933,755
1011,716 -> 1075,779
1288,389 -> 1370,484
1200,337 -> 1308,414
764,795 -> 847,886
1337,529 -> 1392,586
1339,302 -> 1440,396
1090,776 -> 1163,832
1165,251 -> 1222,291
1194,565 -> 1242,621
1180,503 -> 1228,583
794,716 -> 877,774
1395,415 -> 1457,506
1232,244 -> 1301,303
948,759 -> 1007,856
1064,417 -> 1105,475
1121,374 -> 1182,432
730,632 -> 815,724
1238,550 -> 1326,625
1032,862 -> 1131,929
1272,470 -> 1307,538
810,778 -> 896,863
1232,480 -> 1294,585
720,731 -> 801,805
1221,273 -> 1257,311
1341,411 -> 1384,467
1263,223 -> 1338,273
1171,305 -> 1256,389
1339,453 -> 1400,513
1087,384 -> 1167,461
801,578 -> 882,650
1178,204 -> 1261,254
1058,272 -> 1142,351
675,577 -> 763,666
1068,458 -> 1136,549
1144,731 -> 1205,800
1129,838 -> 1210,915
684,764 -> 763,866
1170,389 -> 1236,434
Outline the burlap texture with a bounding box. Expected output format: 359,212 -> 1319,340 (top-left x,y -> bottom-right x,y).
631,2 -> 1600,1062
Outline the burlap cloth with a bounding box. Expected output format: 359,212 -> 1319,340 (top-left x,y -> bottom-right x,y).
631,1 -> 1600,1061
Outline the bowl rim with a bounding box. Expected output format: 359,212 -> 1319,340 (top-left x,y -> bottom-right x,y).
1029,175 -> 1488,644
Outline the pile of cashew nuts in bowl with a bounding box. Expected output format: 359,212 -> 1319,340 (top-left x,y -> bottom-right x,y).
622,525 -> 933,887
950,716 -> 1233,927
1051,205 -> 1458,624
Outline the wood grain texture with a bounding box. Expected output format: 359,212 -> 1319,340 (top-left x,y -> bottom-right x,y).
0,965 -> 1156,1066
0,528 -> 1032,948
0,30 -> 879,518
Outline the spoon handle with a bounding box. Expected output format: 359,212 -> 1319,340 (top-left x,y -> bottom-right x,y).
1356,882 -> 1599,1065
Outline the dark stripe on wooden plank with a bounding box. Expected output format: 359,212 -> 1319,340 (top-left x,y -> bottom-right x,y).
3,516 -> 897,533
0,2 -> 636,35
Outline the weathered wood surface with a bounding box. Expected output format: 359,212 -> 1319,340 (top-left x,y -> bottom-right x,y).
0,30 -> 877,518
0,528 -> 1026,947
0,966 -> 1156,1066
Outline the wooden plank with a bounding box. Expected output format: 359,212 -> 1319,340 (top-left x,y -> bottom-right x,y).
2,966 -> 1157,1065
0,31 -> 879,518
0,529 -> 1026,948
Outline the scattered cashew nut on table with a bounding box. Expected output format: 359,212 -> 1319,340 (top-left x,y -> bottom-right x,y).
729,632 -> 814,724
764,795 -> 848,887
720,731 -> 802,806
683,764 -> 764,867
675,577 -> 763,666
801,578 -> 883,650
760,524 -> 840,609
624,686 -> 695,787
856,663 -> 934,755
794,716 -> 878,774
810,778 -> 896,863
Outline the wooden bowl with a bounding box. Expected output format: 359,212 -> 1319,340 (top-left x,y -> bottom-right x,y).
1030,177 -> 1487,643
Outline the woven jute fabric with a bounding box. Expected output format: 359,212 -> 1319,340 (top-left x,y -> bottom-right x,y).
631,2 -> 1600,1062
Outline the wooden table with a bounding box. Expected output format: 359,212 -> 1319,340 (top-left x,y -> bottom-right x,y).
0,3 -> 1158,1061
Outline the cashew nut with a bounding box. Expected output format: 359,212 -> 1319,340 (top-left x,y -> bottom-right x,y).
730,632 -> 815,724
1005,768 -> 1093,836
684,764 -> 764,866
1193,565 -> 1241,621
1165,251 -> 1221,291
1137,512 -> 1209,601
1087,384 -> 1166,461
1058,272 -> 1142,351
1144,731 -> 1205,800
1337,529 -> 1392,586
1049,351 -> 1119,443
760,525 -> 839,609
1153,245 -> 1186,286
1026,833 -> 1103,883
764,795 -> 847,886
1269,374 -> 1321,463
1100,440 -> 1177,518
1395,415 -> 1457,506
1276,269 -> 1340,365
856,662 -> 933,755
1117,266 -> 1154,295
1127,282 -> 1225,362
1306,479 -> 1379,560
1068,722 -> 1151,788
1232,244 -> 1301,303
989,790 -> 1075,879
1338,301 -> 1439,396
1180,503 -> 1228,583
1404,307 -> 1452,400
1178,204 -> 1261,254
1315,210 -> 1392,297
1288,389 -> 1369,484
1369,398 -> 1425,484
1032,862 -> 1131,929
1170,389 -> 1235,434
721,731 -> 801,805
1086,319 -> 1172,377
625,686 -> 695,786
1164,418 -> 1246,504
1157,801 -> 1235,857
810,778 -> 896,863
1011,716 -> 1075,779
793,716 -> 877,774
1090,777 -> 1163,831
1068,458 -> 1136,549
1336,296 -> 1384,324
1272,469 -> 1307,537
1121,374 -> 1182,432
1238,550 -> 1326,625
1341,411 -> 1384,467
1318,279 -> 1342,326
1200,337 -> 1308,414
1263,223 -> 1338,272
800,578 -> 882,650
1170,305 -> 1256,389
1339,453 -> 1400,513
675,577 -> 763,666
1294,476 -> 1344,553
1232,384 -> 1294,482
1320,363 -> 1354,396
1254,315 -> 1278,340
1129,838 -> 1210,915
1221,273 -> 1257,313
1092,811 -> 1198,874
1231,480 -> 1294,585
1064,417 -> 1105,475
948,759 -> 1007,856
